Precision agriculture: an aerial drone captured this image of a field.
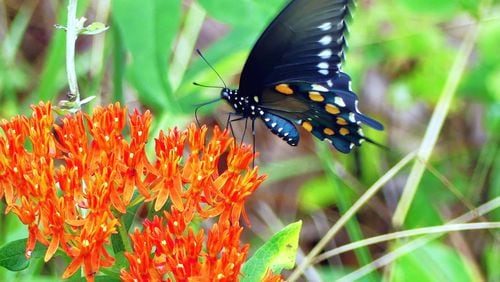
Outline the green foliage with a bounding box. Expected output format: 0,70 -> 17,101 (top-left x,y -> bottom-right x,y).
391,243 -> 477,281
112,0 -> 181,112
0,239 -> 47,271
1,0 -> 499,281
241,221 -> 302,281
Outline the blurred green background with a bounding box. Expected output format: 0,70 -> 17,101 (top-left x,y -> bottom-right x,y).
1,0 -> 499,281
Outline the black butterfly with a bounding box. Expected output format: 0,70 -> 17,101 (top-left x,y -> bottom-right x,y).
218,0 -> 383,153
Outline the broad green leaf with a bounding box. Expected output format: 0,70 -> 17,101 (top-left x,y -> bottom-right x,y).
198,0 -> 286,27
94,276 -> 121,282
112,0 -> 181,112
391,242 -> 477,282
298,177 -> 352,212
400,0 -> 458,15
405,172 -> 444,229
0,239 -> 47,271
241,221 -> 302,281
317,266 -> 382,282
484,243 -> 500,281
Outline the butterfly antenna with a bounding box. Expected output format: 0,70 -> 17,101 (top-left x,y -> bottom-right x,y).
192,82 -> 224,89
196,49 -> 227,88
193,98 -> 222,126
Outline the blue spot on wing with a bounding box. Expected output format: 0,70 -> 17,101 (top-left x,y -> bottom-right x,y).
261,112 -> 300,146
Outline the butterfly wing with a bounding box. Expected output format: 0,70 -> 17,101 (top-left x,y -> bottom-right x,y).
262,73 -> 383,153
235,0 -> 383,152
239,0 -> 353,97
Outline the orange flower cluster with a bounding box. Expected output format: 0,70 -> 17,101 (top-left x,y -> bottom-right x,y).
0,102 -> 268,281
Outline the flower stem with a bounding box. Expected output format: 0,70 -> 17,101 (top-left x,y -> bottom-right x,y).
66,0 -> 80,103
117,217 -> 132,253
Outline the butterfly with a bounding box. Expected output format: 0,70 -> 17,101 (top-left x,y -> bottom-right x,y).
217,0 -> 383,153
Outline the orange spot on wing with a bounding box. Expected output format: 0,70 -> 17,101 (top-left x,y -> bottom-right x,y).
325,104 -> 340,114
339,128 -> 349,136
302,121 -> 313,132
336,117 -> 348,125
323,128 -> 334,135
275,84 -> 294,95
308,91 -> 324,102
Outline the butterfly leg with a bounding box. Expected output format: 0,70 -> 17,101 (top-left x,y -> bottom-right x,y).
251,118 -> 256,167
195,107 -> 201,127
225,113 -> 246,141
241,118 -> 248,146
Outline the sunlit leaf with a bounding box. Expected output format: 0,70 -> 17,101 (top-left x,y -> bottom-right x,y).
241,221 -> 302,281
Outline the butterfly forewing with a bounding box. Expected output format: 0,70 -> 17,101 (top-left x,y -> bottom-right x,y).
239,0 -> 353,97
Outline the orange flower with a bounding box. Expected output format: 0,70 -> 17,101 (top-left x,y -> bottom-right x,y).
62,212 -> 118,280
120,213 -> 249,282
1,102 -> 267,281
262,270 -> 286,282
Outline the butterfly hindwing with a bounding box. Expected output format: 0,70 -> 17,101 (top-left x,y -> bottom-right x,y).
263,72 -> 383,153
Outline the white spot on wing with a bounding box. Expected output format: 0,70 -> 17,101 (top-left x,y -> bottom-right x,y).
319,70 -> 329,75
349,112 -> 356,122
253,96 -> 259,102
317,62 -> 329,69
271,122 -> 277,128
334,97 -> 346,107
311,84 -> 329,92
319,35 -> 332,46
318,22 -> 332,31
357,128 -> 365,137
318,49 -> 332,59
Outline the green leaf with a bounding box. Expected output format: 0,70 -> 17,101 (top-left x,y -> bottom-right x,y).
298,177 -> 338,212
391,242 -> 477,282
198,0 -> 286,27
399,0 -> 457,15
112,0 -> 181,112
0,239 -> 47,271
80,22 -> 109,35
316,266 -> 381,282
241,221 -> 302,281
94,276 -> 121,282
484,243 -> 500,281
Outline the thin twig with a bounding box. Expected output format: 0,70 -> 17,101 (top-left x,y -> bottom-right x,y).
392,17 -> 480,227
287,151 -> 417,281
337,196 -> 500,281
66,0 -> 80,103
314,222 -> 500,263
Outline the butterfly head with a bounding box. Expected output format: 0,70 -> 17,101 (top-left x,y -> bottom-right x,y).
220,88 -> 236,101
221,88 -> 245,113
